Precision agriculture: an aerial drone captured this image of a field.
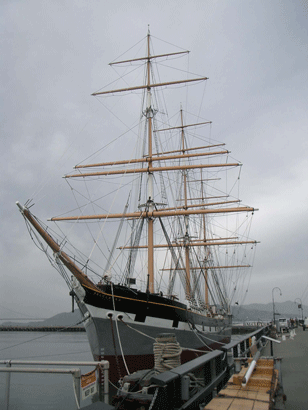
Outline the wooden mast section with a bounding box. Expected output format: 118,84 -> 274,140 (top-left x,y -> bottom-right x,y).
50,206 -> 256,222
108,50 -> 190,65
87,32 -> 208,295
91,77 -> 207,96
160,265 -> 251,271
200,169 -> 210,307
65,161 -> 239,178
180,108 -> 191,299
74,149 -> 229,169
146,30 -> 154,294
16,202 -> 98,291
117,240 -> 258,250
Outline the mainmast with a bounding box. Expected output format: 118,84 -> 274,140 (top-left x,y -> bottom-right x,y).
146,30 -> 154,293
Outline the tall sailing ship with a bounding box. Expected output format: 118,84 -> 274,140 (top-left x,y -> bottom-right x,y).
17,31 -> 257,382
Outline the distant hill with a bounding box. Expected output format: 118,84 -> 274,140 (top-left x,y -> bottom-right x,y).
232,300 -> 307,322
2,310 -> 83,327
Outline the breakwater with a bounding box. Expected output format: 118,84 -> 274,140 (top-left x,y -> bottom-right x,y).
0,326 -> 85,332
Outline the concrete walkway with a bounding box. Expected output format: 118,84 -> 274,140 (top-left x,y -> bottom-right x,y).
265,326 -> 308,410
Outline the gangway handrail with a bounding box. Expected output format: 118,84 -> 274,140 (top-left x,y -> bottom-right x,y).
0,360 -> 108,366
0,359 -> 109,410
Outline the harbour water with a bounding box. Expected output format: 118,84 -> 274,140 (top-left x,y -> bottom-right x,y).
0,331 -> 93,409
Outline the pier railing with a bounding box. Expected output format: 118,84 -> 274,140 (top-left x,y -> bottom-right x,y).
0,359 -> 109,410
1,326 -> 271,410
150,325 -> 270,410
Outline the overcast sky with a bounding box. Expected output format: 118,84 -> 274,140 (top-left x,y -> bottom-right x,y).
1,0 -> 308,319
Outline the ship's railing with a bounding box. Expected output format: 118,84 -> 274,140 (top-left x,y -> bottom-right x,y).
150,325 -> 271,410
0,359 -> 109,410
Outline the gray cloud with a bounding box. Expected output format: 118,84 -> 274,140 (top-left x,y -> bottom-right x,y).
1,0 -> 308,318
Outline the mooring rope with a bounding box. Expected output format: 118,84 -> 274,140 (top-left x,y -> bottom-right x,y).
119,318 -> 212,354
111,283 -> 130,375
119,318 -> 156,341
108,315 -> 122,381
153,334 -> 182,373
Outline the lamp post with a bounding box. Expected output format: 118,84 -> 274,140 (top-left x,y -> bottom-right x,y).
294,298 -> 303,322
272,287 -> 282,327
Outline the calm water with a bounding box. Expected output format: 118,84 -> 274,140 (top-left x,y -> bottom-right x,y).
0,331 -> 94,409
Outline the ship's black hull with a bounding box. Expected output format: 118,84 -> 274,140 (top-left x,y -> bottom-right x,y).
82,283 -> 228,327
73,281 -> 232,383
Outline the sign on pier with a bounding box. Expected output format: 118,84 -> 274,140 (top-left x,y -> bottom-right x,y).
80,369 -> 98,400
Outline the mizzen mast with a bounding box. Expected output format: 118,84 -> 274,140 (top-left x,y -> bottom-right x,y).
200,170 -> 210,307
180,108 -> 191,299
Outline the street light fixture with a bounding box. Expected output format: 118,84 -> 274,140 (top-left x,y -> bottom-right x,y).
272,287 -> 282,326
294,297 -> 303,321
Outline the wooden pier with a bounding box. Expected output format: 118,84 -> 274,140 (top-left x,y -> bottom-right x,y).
204,325 -> 308,410
204,357 -> 283,410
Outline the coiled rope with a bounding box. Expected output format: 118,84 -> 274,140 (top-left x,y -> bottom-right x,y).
153,333 -> 182,373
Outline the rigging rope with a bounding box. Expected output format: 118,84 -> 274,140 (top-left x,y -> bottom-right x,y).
105,195 -> 130,275
123,218 -> 144,284
158,216 -> 190,299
